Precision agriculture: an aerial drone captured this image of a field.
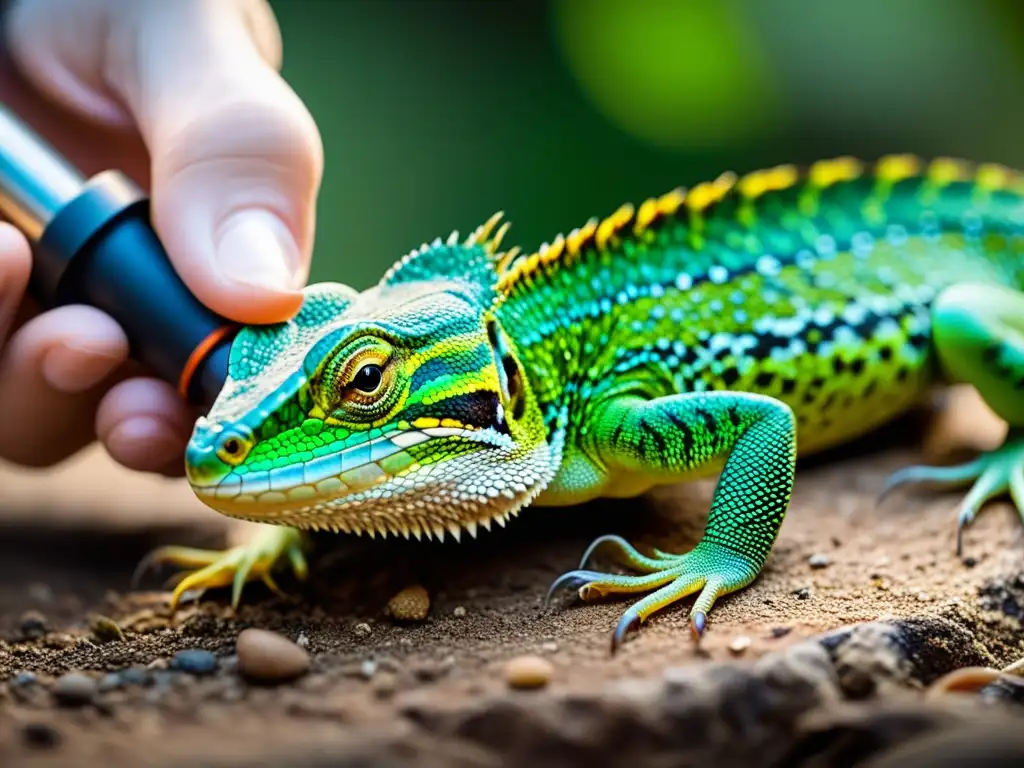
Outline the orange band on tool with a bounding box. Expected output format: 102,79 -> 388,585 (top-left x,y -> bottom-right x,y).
178,325 -> 237,401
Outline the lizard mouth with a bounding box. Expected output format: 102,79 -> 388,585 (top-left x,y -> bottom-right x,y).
189,427 -> 557,542
190,425 -> 453,504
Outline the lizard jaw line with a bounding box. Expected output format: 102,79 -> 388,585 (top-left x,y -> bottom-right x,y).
189,425 -> 510,502
190,435 -> 558,543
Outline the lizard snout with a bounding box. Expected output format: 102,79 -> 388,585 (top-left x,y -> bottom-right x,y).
185,419 -> 253,487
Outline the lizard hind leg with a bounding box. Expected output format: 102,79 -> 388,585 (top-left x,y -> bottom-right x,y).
546,391 -> 796,651
881,282 -> 1024,555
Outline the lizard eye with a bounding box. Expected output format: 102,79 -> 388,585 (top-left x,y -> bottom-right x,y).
316,335 -> 399,417
352,363 -> 383,394
215,429 -> 253,466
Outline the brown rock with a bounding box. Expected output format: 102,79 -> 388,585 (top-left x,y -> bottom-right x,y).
236,628 -> 311,684
386,585 -> 430,621
504,655 -> 553,689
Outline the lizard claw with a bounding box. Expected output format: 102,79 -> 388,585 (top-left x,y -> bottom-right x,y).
547,538 -> 757,651
134,526 -> 308,612
577,534 -> 669,572
879,434 -> 1024,557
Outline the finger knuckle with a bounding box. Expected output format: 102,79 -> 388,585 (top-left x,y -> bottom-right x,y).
157,83 -> 323,187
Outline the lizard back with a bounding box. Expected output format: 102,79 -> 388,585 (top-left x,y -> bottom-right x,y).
494,155 -> 1024,459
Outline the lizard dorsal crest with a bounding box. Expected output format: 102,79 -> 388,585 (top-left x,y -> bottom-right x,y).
378,212 -> 518,291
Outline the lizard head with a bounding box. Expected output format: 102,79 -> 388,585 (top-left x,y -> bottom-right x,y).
183,221 -> 556,541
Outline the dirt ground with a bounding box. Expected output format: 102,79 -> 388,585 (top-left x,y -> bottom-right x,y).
1,387 -> 1024,767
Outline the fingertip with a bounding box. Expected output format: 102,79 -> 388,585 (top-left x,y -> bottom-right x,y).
153,198 -> 310,325
0,221 -> 32,257
96,378 -> 194,473
41,333 -> 128,394
6,305 -> 129,394
0,222 -> 33,292
104,416 -> 187,474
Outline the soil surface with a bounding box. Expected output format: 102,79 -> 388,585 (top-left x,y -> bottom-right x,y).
1,387 -> 1024,767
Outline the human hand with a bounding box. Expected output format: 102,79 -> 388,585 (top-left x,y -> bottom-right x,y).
0,0 -> 322,475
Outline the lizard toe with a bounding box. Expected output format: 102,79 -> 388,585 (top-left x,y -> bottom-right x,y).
134,526 -> 308,612
879,432 -> 1024,557
551,540 -> 759,650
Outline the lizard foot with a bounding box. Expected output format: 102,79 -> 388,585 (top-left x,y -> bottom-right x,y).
545,536 -> 757,653
880,431 -> 1024,556
133,525 -> 308,612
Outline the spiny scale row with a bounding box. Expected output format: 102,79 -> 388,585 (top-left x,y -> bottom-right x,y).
295,503 -> 524,543
491,154 -> 1024,298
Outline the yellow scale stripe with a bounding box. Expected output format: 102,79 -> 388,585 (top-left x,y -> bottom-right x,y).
490,154 -> 1024,297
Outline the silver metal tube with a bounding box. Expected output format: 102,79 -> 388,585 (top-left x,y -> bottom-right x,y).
0,101 -> 86,241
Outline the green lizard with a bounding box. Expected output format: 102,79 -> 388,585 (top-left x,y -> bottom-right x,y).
141,154 -> 1024,650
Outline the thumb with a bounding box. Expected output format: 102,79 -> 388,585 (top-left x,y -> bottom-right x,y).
8,0 -> 323,325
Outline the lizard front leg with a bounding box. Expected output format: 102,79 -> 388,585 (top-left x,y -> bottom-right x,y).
882,282 -> 1024,554
547,391 -> 796,651
135,524 -> 310,611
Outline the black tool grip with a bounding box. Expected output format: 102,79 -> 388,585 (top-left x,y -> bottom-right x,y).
33,170 -> 235,410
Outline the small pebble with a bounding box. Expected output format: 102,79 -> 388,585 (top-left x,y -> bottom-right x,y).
353,622 -> 372,638
452,606 -> 467,618
42,633 -> 74,650
52,673 -> 96,707
360,659 -> 378,679
771,627 -> 792,639
504,655 -> 553,689
236,628 -> 311,684
808,553 -> 831,569
793,586 -> 812,600
13,671 -> 37,687
541,641 -> 559,653
21,723 -> 60,749
88,614 -> 125,643
151,671 -> 178,692
18,611 -> 47,640
121,666 -> 150,686
729,635 -> 752,655
296,632 -> 310,649
413,661 -> 443,682
387,585 -> 431,621
170,649 -> 218,675
917,592 -> 932,602
99,666 -> 149,692
963,556 -> 978,568
372,673 -> 397,699
147,658 -> 168,671
97,673 -> 123,693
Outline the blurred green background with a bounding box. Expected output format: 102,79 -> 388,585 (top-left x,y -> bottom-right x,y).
269,0 -> 1024,290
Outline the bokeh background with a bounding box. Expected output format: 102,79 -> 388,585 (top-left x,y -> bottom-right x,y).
270,0 -> 1024,290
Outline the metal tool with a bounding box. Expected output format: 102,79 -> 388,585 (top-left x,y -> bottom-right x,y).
0,101 -> 237,410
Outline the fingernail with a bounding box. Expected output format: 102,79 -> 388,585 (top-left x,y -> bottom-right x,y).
42,341 -> 124,393
215,210 -> 301,291
105,416 -> 185,471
